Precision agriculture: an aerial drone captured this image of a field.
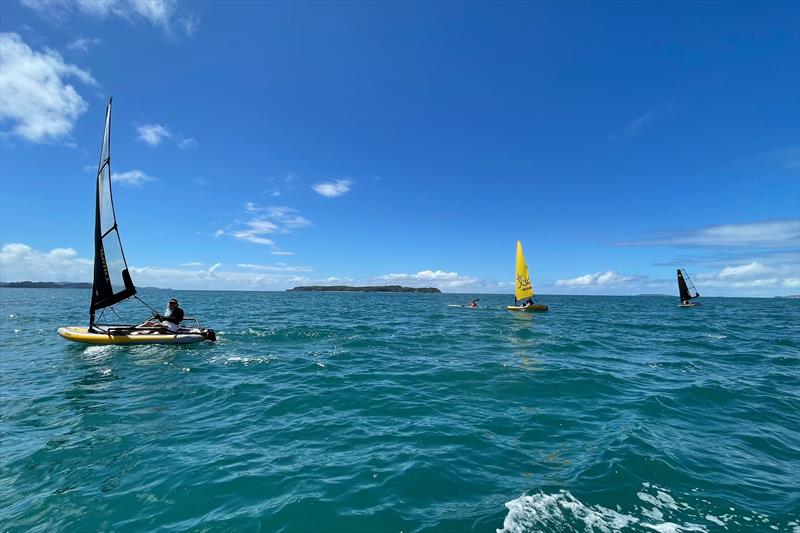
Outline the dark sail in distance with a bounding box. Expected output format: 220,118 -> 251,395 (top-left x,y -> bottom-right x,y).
677,269 -> 699,302
90,99 -> 136,323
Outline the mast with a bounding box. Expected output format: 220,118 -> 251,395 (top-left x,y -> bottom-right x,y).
89,98 -> 136,326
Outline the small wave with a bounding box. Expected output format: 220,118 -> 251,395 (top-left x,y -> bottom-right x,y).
704,334 -> 728,339
209,353 -> 274,366
498,483 -> 791,533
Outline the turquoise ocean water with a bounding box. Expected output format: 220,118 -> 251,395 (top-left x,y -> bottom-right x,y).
1,288 -> 798,532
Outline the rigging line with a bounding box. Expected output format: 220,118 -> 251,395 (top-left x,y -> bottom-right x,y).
110,306 -> 125,323
134,295 -> 160,316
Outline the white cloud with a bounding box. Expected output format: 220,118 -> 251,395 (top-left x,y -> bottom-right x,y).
237,263 -> 313,272
271,250 -> 294,256
178,137 -> 197,149
67,36 -> 101,52
694,260 -> 799,290
783,278 -> 800,288
112,169 -> 157,186
622,219 -> 800,248
217,204 -> 311,247
717,262 -> 771,279
21,0 -> 195,36
556,271 -> 635,287
0,32 -> 96,143
137,123 -> 171,146
377,269 -> 477,288
0,243 -> 92,281
312,179 -> 352,198
180,262 -> 203,267
229,232 -> 274,246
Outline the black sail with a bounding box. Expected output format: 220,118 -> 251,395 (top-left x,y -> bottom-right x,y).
90,99 -> 136,323
677,269 -> 699,302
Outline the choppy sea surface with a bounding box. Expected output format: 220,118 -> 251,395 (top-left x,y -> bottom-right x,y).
1,288 -> 798,532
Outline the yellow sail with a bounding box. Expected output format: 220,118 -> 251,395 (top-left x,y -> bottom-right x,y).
514,240 -> 534,300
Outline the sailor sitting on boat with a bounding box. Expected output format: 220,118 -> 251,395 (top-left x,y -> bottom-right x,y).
140,298 -> 184,333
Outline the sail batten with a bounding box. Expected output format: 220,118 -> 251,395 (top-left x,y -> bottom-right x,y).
90,99 -> 136,321
514,240 -> 534,301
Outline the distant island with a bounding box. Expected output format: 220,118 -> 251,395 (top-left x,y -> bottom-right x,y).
0,281 -> 165,290
289,285 -> 441,293
0,281 -> 92,289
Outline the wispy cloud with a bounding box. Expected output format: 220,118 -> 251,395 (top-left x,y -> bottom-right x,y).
312,179 -> 352,198
555,271 -> 636,287
21,0 -> 197,36
621,219 -> 800,248
67,36 -> 101,52
237,263 -> 312,272
265,172 -> 299,197
613,101 -> 674,140
768,145 -> 800,171
112,169 -> 157,186
0,33 -> 97,143
216,203 -> 311,247
137,123 -> 171,146
180,261 -> 203,267
177,137 -> 197,149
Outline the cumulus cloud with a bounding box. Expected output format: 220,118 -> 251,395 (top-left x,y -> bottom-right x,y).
0,32 -> 96,143
377,270 -> 477,289
112,169 -> 157,186
136,123 -> 172,145
695,261 -> 799,289
21,0 -> 196,36
621,219 -> 800,248
312,179 -> 352,198
0,243 -> 92,281
556,271 -> 636,287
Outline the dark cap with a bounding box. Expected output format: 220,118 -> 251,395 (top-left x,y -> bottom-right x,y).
168,298 -> 178,304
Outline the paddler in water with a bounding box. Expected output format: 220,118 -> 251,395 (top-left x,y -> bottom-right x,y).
468,299 -> 479,308
140,298 -> 185,333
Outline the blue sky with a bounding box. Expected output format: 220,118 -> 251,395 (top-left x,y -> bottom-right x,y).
1,1 -> 798,295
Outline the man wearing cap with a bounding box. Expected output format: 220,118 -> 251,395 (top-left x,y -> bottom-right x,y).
140,298 -> 185,333
160,298 -> 185,332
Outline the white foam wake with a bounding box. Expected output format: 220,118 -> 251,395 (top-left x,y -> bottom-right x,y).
498,483 -> 786,533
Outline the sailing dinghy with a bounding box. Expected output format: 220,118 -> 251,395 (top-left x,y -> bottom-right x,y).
507,240 -> 548,312
58,99 -> 216,345
677,269 -> 701,308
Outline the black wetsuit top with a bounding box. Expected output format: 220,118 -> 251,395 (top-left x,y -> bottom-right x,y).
162,306 -> 184,325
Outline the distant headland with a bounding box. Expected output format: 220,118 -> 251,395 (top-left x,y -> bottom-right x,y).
0,281 -> 165,290
0,281 -> 92,289
289,285 -> 441,293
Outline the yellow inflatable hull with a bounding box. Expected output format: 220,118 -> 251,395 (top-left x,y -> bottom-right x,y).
57,326 -> 206,345
507,304 -> 549,312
